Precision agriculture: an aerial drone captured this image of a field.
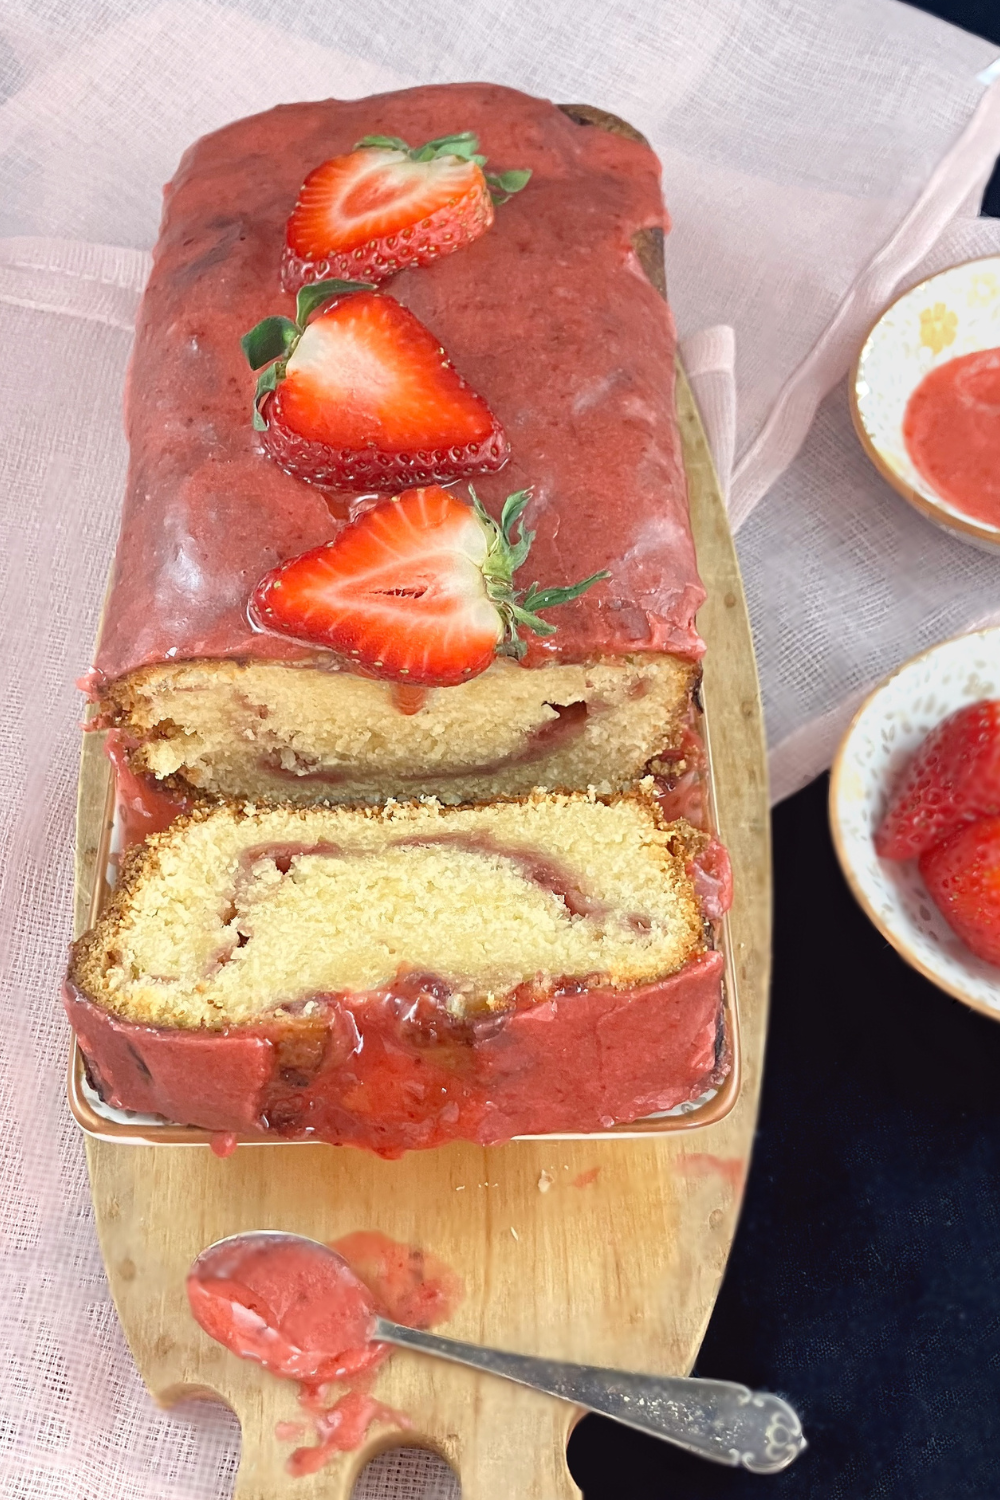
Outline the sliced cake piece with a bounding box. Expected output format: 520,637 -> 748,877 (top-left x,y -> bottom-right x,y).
66,789 -> 729,1154
104,653 -> 695,806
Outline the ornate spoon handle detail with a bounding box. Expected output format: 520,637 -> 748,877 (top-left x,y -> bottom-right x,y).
374,1318 -> 806,1473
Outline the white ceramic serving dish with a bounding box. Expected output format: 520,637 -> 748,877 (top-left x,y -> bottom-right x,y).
850,255 -> 1000,554
829,625 -> 1000,1019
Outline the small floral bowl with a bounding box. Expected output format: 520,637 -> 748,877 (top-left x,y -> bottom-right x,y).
829,625 -> 1000,1019
850,255 -> 1000,554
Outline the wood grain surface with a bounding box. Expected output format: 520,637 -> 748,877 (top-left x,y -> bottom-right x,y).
75,363 -> 771,1500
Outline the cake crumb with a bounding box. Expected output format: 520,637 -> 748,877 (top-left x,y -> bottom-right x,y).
510,1227 -> 519,1241
455,1185 -> 465,1192
538,1170 -> 554,1193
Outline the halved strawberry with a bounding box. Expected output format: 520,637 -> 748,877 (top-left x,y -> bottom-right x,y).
874,700 -> 1000,861
919,816 -> 1000,967
251,486 -> 607,688
242,281 -> 508,491
282,131 -> 531,291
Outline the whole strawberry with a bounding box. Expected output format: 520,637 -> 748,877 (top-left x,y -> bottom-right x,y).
874,700 -> 1000,861
282,131 -> 530,291
251,485 -> 607,688
242,281 -> 508,491
919,816 -> 1000,967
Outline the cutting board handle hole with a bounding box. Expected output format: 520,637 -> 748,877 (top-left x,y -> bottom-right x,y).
352,1445 -> 459,1499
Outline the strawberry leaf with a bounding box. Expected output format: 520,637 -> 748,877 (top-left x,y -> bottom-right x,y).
355,134 -> 409,151
241,316 -> 299,370
353,132 -> 528,197
521,573 -> 610,613
296,278 -> 374,327
413,131 -> 480,161
244,282 -> 374,431
486,168 -> 532,204
468,486 -> 608,658
500,488 -> 532,536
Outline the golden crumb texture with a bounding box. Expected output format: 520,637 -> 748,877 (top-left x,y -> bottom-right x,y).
103,653 -> 695,806
71,788 -> 711,1031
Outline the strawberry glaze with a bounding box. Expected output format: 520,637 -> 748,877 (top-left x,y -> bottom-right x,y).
65,950 -> 726,1156
903,349 -> 1000,527
187,1229 -> 460,1473
105,732 -> 192,847
92,84 -> 702,691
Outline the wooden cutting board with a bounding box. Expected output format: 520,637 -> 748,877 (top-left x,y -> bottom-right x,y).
75,365 -> 770,1500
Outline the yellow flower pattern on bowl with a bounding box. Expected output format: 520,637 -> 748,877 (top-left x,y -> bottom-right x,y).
918,302 -> 957,355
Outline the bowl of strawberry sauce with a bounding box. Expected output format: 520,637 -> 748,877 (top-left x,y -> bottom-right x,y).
851,255 -> 1000,553
830,626 -> 1000,1019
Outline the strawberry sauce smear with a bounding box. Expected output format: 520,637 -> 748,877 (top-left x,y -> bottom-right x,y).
105,733 -> 191,847
903,349 -> 1000,527
187,1230 -> 461,1475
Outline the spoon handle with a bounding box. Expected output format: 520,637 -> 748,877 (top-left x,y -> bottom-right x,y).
374,1319 -> 805,1473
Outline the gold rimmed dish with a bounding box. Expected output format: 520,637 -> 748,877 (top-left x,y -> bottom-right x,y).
850,255 -> 1000,554
830,625 -> 1000,1019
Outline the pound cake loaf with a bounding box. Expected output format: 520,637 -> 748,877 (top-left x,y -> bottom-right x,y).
91,83 -> 704,805
67,790 -> 729,1153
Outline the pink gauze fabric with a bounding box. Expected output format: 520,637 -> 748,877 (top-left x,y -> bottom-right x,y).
1,2 -> 1000,1497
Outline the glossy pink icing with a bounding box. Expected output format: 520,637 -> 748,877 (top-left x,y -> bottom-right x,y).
92,83 -> 703,689
66,950 -> 726,1156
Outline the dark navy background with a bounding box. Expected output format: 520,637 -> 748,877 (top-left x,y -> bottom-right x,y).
569,6 -> 1000,1494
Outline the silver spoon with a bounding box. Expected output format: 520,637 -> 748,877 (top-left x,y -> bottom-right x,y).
193,1232 -> 806,1474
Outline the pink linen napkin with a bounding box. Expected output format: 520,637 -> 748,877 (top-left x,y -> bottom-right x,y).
2,2 -> 1000,1495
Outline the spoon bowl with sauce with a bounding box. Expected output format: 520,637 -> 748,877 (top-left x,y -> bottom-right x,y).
851,254 -> 1000,553
188,1229 -> 805,1475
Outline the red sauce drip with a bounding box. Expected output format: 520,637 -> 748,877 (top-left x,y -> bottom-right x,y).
391,684 -> 429,715
209,1131 -> 238,1158
286,1392 -> 410,1475
688,838 -> 733,923
331,1230 -> 464,1330
65,948 -> 728,1155
652,722 -> 708,828
106,732 -> 190,847
274,1420 -> 306,1441
903,348 -> 1000,526
187,1229 -> 462,1474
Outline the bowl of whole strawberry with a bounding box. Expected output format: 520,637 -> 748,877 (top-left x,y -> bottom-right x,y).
830,625 -> 1000,1018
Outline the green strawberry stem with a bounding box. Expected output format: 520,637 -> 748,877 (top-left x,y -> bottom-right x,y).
469,486 -> 608,659
241,278 -> 375,430
354,131 -> 532,202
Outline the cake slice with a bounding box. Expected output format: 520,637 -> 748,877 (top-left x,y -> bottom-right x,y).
90,83 -> 704,805
66,789 -> 729,1154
